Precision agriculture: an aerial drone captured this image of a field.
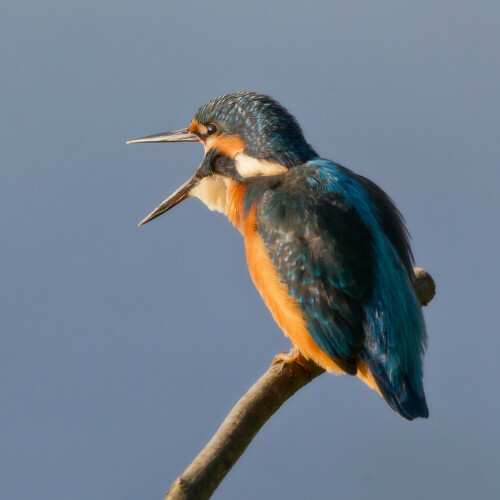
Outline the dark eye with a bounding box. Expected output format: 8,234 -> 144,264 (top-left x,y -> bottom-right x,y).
206,123 -> 218,136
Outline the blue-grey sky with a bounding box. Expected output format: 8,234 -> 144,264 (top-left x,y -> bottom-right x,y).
2,2 -> 499,499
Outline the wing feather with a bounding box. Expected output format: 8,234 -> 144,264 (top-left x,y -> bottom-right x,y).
256,172 -> 374,374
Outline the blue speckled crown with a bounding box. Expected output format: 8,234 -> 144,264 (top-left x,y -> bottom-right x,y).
194,92 -> 317,167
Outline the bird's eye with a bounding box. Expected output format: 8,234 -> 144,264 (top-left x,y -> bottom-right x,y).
206,123 -> 218,136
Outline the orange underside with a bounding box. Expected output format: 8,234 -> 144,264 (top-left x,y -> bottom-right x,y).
224,178 -> 381,393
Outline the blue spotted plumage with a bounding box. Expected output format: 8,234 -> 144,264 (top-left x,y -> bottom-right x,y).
129,91 -> 429,420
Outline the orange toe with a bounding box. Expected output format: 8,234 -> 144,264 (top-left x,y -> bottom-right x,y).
272,347 -> 311,373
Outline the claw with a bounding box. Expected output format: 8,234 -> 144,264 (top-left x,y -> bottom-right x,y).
272,347 -> 311,373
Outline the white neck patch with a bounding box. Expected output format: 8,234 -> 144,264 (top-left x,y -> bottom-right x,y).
234,153 -> 288,178
189,155 -> 287,214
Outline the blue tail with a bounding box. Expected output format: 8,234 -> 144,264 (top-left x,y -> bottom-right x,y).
367,358 -> 429,420
362,241 -> 429,421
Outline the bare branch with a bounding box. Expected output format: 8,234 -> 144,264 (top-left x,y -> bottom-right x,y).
164,267 -> 435,500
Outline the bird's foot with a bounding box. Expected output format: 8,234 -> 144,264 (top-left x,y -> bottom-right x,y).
272,348 -> 311,373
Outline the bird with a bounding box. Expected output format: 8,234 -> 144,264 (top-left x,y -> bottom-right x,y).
127,91 -> 428,420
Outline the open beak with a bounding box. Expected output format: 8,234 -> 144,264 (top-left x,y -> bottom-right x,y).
127,127 -> 201,226
137,173 -> 199,226
126,127 -> 199,144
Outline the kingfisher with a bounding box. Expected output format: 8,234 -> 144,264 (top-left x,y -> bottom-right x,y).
127,92 -> 428,420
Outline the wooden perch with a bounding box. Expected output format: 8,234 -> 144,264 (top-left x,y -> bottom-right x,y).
164,268 -> 436,500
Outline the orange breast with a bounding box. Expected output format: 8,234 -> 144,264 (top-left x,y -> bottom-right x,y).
224,181 -> 246,229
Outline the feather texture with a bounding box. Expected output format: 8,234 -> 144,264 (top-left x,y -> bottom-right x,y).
250,160 -> 428,420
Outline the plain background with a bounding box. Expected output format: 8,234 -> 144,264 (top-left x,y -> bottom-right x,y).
2,2 -> 499,499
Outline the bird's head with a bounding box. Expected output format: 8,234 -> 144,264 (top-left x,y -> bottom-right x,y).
127,92 -> 317,225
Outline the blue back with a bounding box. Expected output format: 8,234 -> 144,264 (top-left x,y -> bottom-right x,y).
252,160 -> 428,419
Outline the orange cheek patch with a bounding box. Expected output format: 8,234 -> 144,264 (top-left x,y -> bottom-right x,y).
207,135 -> 245,158
189,117 -> 245,157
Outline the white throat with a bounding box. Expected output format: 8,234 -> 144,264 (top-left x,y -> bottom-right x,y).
189,175 -> 230,214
